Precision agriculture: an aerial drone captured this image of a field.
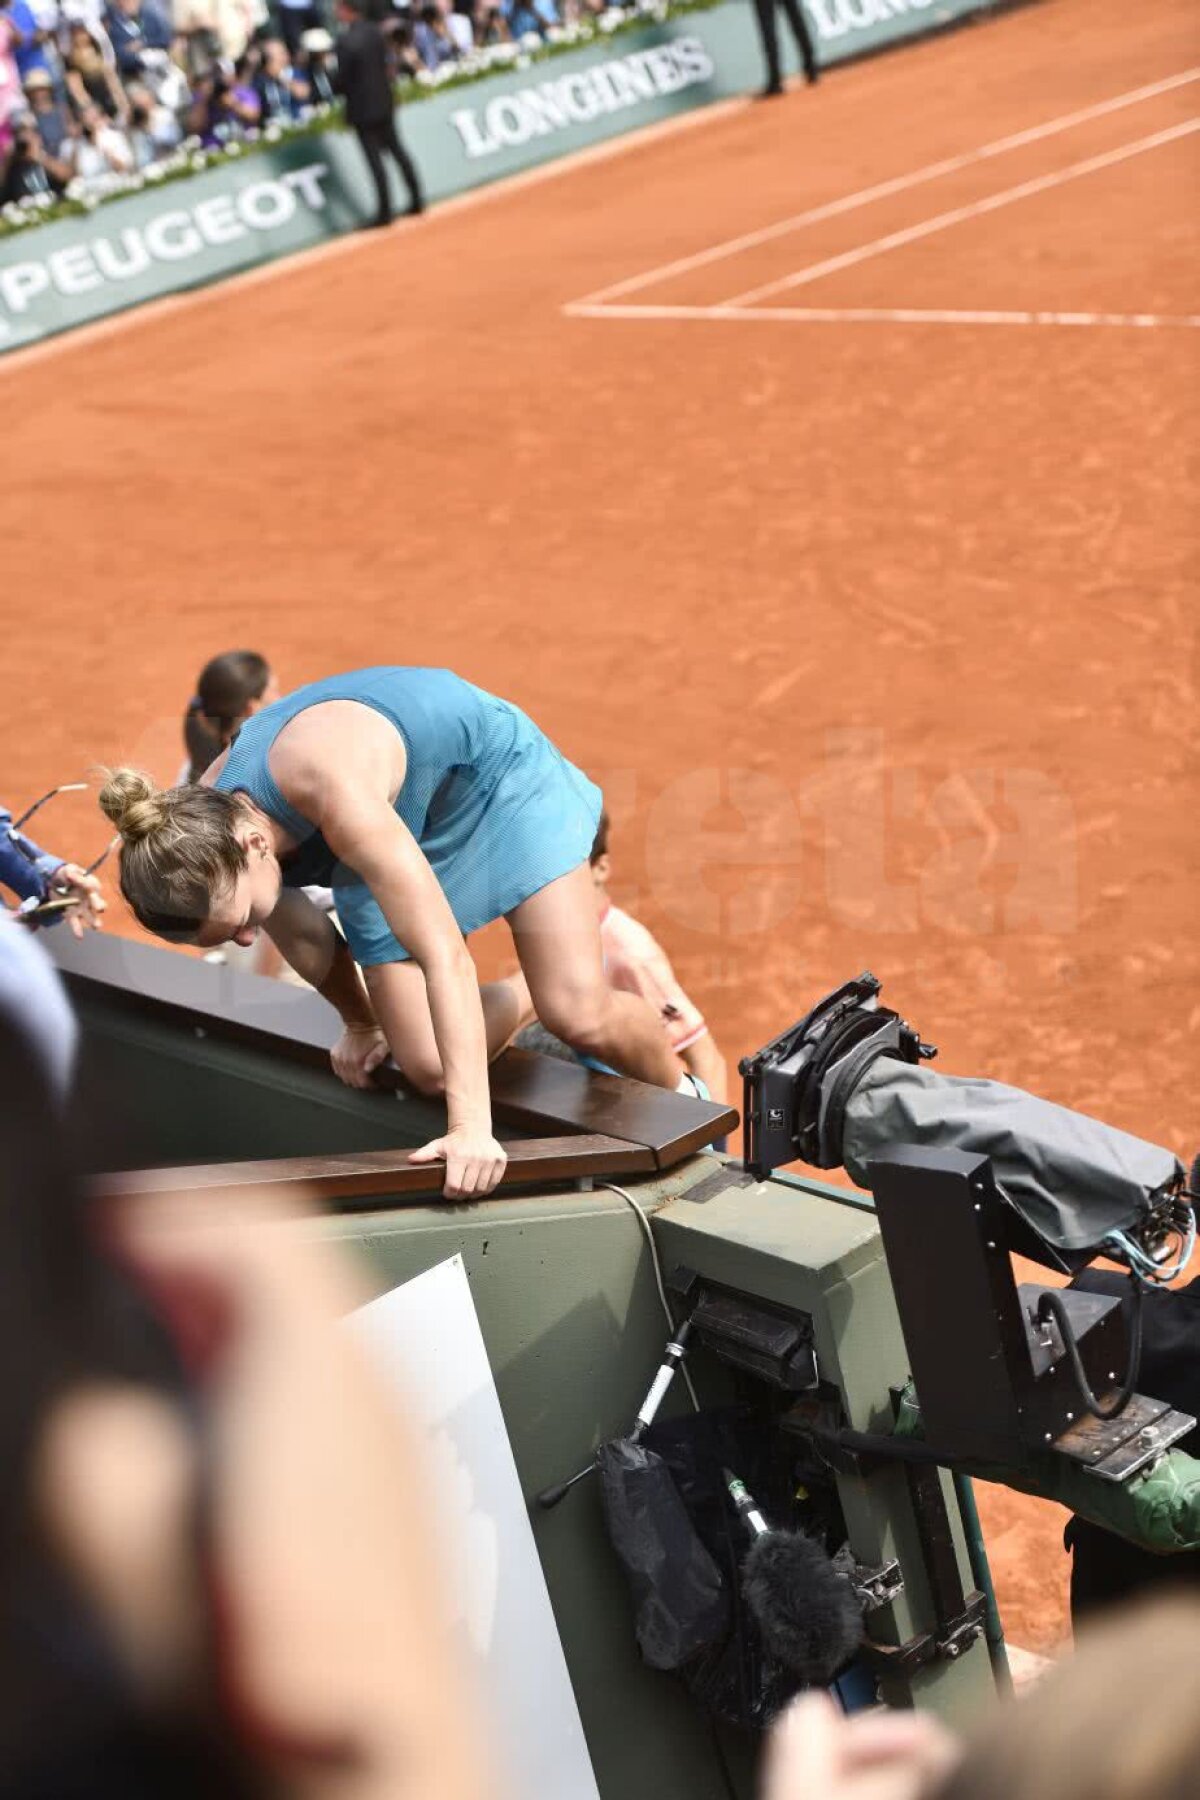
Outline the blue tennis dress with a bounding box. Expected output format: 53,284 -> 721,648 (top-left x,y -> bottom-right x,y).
213,668 -> 602,967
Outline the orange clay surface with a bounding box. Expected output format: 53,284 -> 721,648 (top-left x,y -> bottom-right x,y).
2,0 -> 1196,1658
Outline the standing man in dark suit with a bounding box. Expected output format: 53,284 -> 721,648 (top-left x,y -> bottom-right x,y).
752,0 -> 819,99
335,0 -> 424,228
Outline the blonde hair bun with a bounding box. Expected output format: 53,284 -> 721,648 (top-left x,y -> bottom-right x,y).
98,768 -> 170,842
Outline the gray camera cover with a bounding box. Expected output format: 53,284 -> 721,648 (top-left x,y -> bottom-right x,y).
843,1061 -> 1183,1252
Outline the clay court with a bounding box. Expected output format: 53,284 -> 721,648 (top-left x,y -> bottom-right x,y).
3,0 -> 1197,1656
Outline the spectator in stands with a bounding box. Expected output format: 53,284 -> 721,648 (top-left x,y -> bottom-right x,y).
24,67 -> 72,164
412,2 -> 457,70
476,5 -> 511,46
440,0 -> 473,57
64,20 -> 127,119
507,0 -> 557,39
59,0 -> 111,37
0,4 -> 23,143
383,14 -> 423,79
125,74 -> 180,160
589,811 -> 729,1104
103,0 -> 172,82
27,0 -> 69,89
173,0 -> 264,68
274,0 -> 321,59
449,0 -> 476,48
253,33 -> 306,123
298,24 -> 335,104
62,98 -> 133,185
186,61 -> 243,145
2,0 -> 53,85
0,105 -> 67,194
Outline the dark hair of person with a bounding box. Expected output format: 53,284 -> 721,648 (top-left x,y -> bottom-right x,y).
182,651 -> 272,783
589,809 -> 610,865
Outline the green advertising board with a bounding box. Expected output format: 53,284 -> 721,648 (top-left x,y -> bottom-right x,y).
0,0 -> 996,356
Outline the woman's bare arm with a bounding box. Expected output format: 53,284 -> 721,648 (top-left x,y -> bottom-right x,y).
268,705 -> 504,1197
263,890 -> 393,1087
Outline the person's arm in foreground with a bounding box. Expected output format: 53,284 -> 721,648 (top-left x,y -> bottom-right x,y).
1,802 -> 106,936
272,705 -> 505,1197
50,1183 -> 494,1800
763,1691 -> 959,1800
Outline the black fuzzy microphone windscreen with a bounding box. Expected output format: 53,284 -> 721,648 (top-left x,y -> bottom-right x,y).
741,1531 -> 862,1685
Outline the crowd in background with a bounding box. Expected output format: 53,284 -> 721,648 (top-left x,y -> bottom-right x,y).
0,0 -> 625,208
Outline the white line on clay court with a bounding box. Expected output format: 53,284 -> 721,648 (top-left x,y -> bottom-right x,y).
719,118 -> 1200,306
564,304 -> 1200,329
566,117 -> 1200,328
570,66 -> 1200,307
566,303 -> 1200,328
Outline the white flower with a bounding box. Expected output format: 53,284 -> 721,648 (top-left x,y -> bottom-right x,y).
264,121 -> 282,141
225,139 -> 243,155
190,152 -> 207,170
144,161 -> 166,180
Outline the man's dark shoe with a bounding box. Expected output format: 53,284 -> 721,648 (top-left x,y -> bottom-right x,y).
759,81 -> 785,99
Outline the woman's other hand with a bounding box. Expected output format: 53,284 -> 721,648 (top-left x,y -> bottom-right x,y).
331,1022 -> 390,1088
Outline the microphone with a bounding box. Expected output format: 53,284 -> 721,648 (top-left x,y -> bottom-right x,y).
724,1471 -> 862,1686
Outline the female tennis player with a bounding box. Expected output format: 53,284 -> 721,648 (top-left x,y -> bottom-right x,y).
100,667 -> 683,1199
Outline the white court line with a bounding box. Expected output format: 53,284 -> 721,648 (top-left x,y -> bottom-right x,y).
573,67 -> 1200,307
565,302 -> 1200,328
722,118 -> 1200,307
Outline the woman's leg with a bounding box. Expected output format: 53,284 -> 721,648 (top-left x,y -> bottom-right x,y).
507,865 -> 681,1090
364,960 -> 532,1097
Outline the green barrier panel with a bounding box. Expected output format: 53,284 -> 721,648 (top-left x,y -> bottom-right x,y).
0,0 -> 996,356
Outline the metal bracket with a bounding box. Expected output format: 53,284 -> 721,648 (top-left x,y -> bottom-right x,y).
860,1590 -> 987,1679
851,1558 -> 904,1612
1050,1396 -> 1196,1480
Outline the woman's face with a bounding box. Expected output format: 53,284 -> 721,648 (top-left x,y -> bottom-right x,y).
193,826 -> 283,950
